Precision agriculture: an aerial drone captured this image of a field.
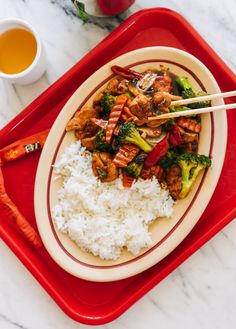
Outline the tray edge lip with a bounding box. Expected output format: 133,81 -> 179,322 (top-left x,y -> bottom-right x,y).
1,7 -> 236,325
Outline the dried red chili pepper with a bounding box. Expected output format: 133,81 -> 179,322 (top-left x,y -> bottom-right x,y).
0,129 -> 49,165
144,135 -> 169,169
111,65 -> 143,80
169,124 -> 183,147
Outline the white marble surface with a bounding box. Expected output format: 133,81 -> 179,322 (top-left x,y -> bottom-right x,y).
1,0 -> 236,328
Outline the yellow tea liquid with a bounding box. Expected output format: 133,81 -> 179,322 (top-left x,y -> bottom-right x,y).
0,28 -> 37,74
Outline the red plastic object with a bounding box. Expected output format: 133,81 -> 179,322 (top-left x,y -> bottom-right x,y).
97,0 -> 135,15
1,8 -> 236,325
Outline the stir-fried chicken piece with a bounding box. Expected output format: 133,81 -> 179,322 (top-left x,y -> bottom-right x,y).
152,92 -> 182,113
166,164 -> 182,200
178,127 -> 199,143
153,72 -> 173,93
129,94 -> 152,119
66,107 -> 99,132
146,118 -> 168,128
93,92 -> 104,105
178,126 -> 199,153
140,165 -> 165,182
92,152 -> 118,182
152,92 -> 172,112
131,116 -> 149,126
74,120 -> 99,140
105,77 -> 120,94
81,136 -> 96,151
182,141 -> 198,154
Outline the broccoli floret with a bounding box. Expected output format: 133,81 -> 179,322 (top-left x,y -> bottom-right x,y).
158,150 -> 177,169
125,161 -> 143,178
176,76 -> 210,109
189,91 -> 211,109
169,106 -> 192,113
117,122 -> 152,153
125,153 -> 146,178
176,153 -> 212,199
162,118 -> 175,131
100,93 -> 117,117
94,129 -> 112,152
176,76 -> 195,99
133,153 -> 147,164
169,105 -> 197,118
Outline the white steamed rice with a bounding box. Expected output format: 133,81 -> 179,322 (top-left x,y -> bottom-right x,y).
52,141 -> 174,260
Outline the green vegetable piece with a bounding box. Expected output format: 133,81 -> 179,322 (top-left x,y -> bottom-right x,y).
133,153 -> 146,164
97,168 -> 108,179
175,153 -> 212,198
117,122 -> 152,153
175,76 -> 210,109
162,118 -> 175,131
94,129 -> 112,152
158,150 -> 176,169
125,161 -> 143,178
169,106 -> 192,113
72,1 -> 88,22
176,76 -> 195,99
125,91 -> 133,98
189,91 -> 211,109
100,93 -> 118,117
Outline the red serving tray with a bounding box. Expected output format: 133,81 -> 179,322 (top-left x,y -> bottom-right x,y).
1,8 -> 236,325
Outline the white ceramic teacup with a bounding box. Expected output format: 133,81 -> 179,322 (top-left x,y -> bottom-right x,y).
0,18 -> 46,85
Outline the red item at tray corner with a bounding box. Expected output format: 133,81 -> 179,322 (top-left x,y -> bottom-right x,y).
1,8 -> 236,326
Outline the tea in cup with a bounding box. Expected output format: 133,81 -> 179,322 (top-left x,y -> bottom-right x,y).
0,18 -> 46,85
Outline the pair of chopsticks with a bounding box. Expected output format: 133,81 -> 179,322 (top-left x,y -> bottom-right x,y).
148,90 -> 236,120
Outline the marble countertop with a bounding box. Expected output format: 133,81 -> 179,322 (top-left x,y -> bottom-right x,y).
1,0 -> 236,328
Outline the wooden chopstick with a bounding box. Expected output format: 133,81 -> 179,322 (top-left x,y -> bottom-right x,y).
170,90 -> 236,107
148,103 -> 236,120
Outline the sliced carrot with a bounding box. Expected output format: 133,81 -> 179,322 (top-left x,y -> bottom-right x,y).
0,168 -> 42,249
113,144 -> 140,168
113,123 -> 121,136
105,94 -> 128,143
122,171 -> 135,188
